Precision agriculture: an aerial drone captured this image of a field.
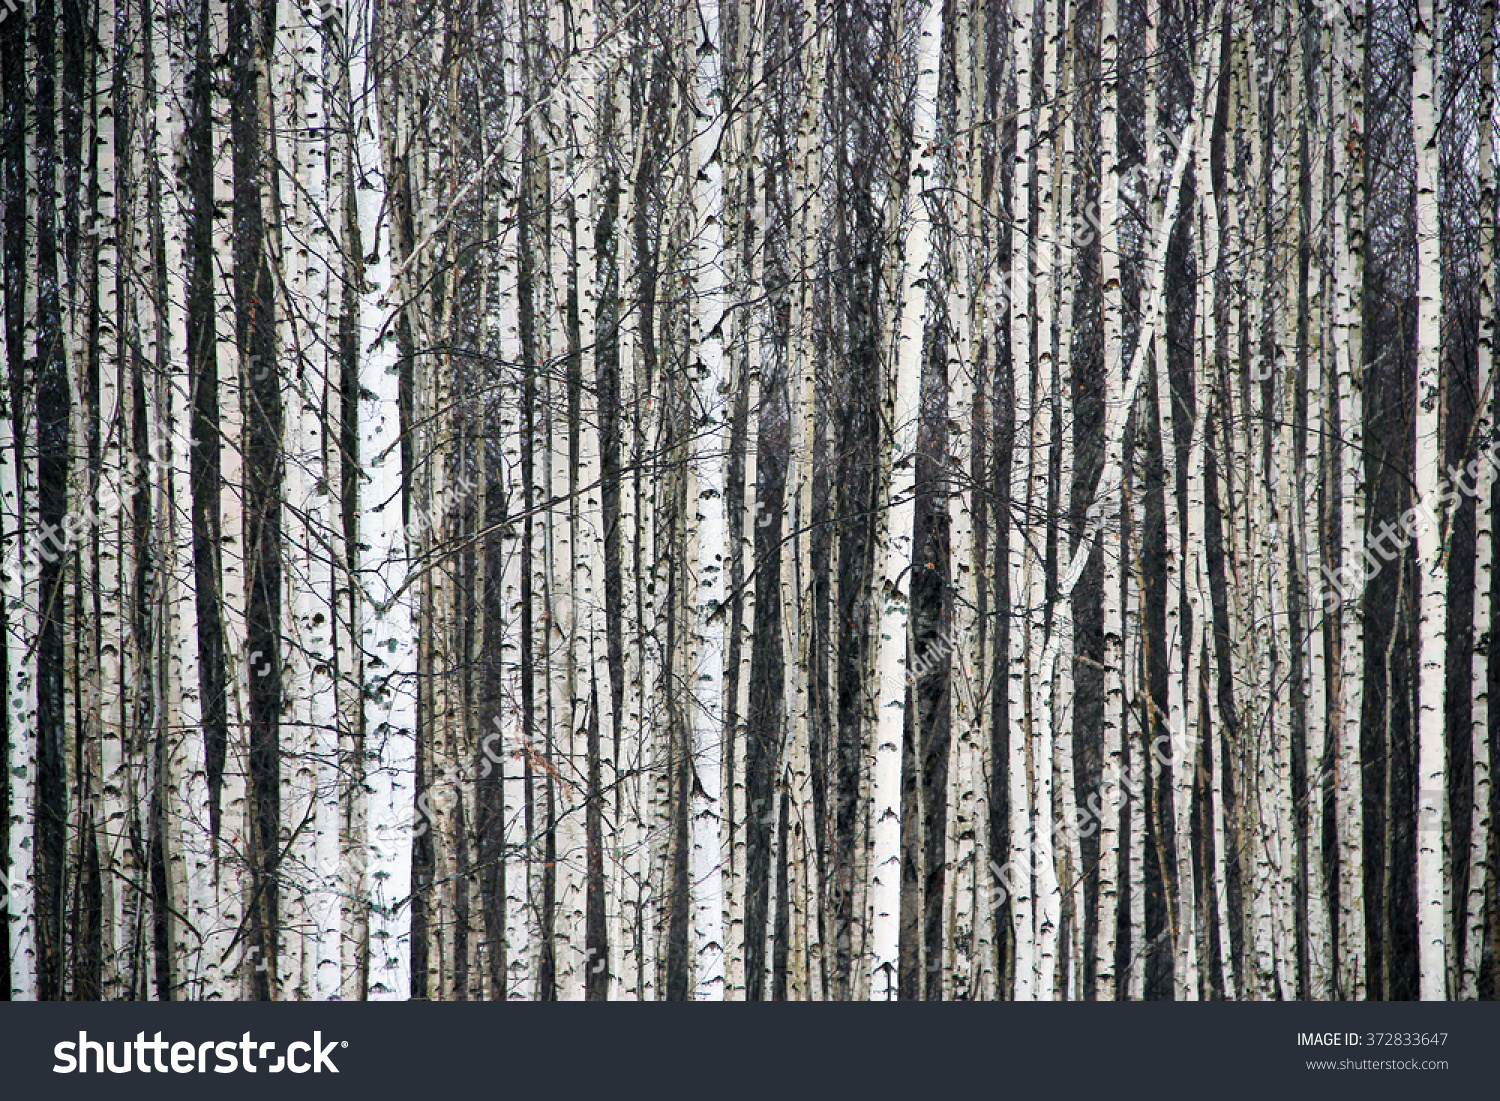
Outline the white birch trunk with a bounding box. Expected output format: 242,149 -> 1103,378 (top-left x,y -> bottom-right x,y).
354,0 -> 416,995
1463,0 -> 1495,1003
1051,10 -> 1084,999
1412,0 -> 1448,1001
869,0 -> 941,1002
271,0 -> 315,997
1007,0 -> 1037,1001
92,0 -> 131,1001
151,10 -> 200,989
1093,0 -> 1123,999
1333,0 -> 1368,1000
1,338 -> 36,1000
688,0 -> 728,999
724,0 -> 760,998
298,7 -> 341,997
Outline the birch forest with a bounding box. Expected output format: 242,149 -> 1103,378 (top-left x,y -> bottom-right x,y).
1,0 -> 1497,1002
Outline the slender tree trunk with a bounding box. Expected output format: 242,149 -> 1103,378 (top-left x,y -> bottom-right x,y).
1412,0 -> 1448,1001
869,0 -> 940,1003
1093,0 -> 1123,1000
354,0 -> 415,995
1463,0 -> 1496,1004
688,0 -> 728,999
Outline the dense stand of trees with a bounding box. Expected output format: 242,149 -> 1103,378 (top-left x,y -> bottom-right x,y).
0,0 -> 1496,1000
